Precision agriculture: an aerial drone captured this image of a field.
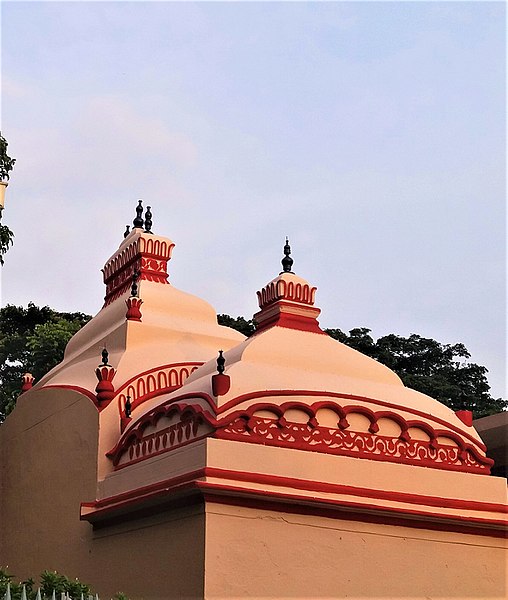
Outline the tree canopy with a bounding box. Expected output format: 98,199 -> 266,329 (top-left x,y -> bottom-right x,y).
218,317 -> 506,419
0,303 -> 91,420
0,307 -> 505,421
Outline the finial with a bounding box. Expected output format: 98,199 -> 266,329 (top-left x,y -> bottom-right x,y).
144,206 -> 153,234
101,348 -> 111,366
125,395 -> 132,419
131,269 -> 139,297
123,225 -> 130,238
217,350 -> 225,374
281,237 -> 294,273
133,199 -> 144,229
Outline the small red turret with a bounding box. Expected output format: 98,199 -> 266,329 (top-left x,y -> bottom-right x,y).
21,373 -> 35,393
95,348 -> 116,407
212,350 -> 230,397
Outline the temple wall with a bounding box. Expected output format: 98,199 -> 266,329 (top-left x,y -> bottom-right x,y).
204,502 -> 508,599
0,389 -> 98,580
0,388 -> 205,600
90,507 -> 205,600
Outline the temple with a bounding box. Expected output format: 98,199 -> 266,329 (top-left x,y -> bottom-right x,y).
0,203 -> 506,599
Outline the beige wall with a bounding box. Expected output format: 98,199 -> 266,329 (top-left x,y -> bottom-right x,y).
0,389 -> 205,599
0,389 -> 98,579
204,502 -> 507,600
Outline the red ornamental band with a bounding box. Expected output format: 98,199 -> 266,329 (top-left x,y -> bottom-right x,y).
109,398 -> 492,474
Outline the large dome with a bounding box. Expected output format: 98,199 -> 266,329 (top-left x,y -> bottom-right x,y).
110,261 -> 491,476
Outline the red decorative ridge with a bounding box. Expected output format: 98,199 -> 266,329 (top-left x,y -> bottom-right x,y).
108,400 -> 216,466
108,395 -> 492,475
216,389 -> 487,452
115,362 -> 203,414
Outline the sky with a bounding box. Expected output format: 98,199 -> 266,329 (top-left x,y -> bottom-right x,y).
0,1 -> 506,397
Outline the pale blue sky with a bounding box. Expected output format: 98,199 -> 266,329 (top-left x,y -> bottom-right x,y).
1,2 -> 506,397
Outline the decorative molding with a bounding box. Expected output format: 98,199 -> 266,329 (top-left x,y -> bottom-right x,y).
21,373 -> 35,393
257,279 -> 317,309
216,412 -> 491,474
216,390 -> 488,452
108,396 -> 492,475
80,466 -> 507,537
115,362 -> 202,413
102,237 -> 175,307
108,403 -> 214,467
125,296 -> 143,321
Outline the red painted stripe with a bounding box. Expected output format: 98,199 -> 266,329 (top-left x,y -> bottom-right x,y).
37,384 -> 99,407
204,467 -> 508,514
202,491 -> 508,539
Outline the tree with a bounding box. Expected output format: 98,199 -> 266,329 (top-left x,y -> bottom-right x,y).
217,316 -> 506,418
0,303 -> 91,420
218,314 -> 256,337
0,131 -> 16,265
0,222 -> 14,265
0,131 -> 16,181
325,328 -> 506,418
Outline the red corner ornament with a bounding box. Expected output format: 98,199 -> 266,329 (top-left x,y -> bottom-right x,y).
21,373 -> 35,393
126,297 -> 143,321
95,349 -> 116,406
455,410 -> 473,427
212,350 -> 230,397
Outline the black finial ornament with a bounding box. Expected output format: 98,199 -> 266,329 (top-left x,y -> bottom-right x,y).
281,237 -> 294,273
123,225 -> 130,238
217,350 -> 225,374
133,200 -> 144,229
101,348 -> 111,366
125,395 -> 132,419
131,269 -> 139,297
144,206 -> 153,234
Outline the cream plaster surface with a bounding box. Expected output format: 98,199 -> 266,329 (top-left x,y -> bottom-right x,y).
204,502 -> 507,599
0,389 -> 98,580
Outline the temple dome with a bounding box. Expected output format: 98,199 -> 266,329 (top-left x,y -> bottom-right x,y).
36,225 -> 244,397
115,252 -> 490,476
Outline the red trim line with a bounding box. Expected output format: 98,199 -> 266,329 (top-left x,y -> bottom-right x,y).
81,469 -> 507,537
81,468 -> 206,514
204,467 -> 508,514
202,491 -> 508,539
37,384 -> 99,408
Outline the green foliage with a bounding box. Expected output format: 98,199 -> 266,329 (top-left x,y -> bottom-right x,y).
0,222 -> 14,265
0,132 -> 15,181
325,327 -> 507,418
0,303 -> 91,421
0,569 -> 90,600
217,314 -> 256,337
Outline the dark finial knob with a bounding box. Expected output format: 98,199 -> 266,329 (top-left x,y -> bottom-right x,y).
131,269 -> 139,297
101,348 -> 111,366
133,200 -> 144,229
217,350 -> 225,374
125,395 -> 132,418
281,237 -> 294,273
123,225 -> 130,238
144,206 -> 153,234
